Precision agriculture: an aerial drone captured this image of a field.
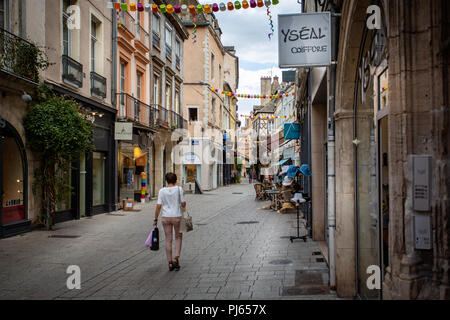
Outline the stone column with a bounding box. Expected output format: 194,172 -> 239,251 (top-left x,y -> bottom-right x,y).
311,104 -> 326,241
383,0 -> 450,300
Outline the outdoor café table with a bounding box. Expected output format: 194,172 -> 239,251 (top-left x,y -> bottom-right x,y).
264,189 -> 281,210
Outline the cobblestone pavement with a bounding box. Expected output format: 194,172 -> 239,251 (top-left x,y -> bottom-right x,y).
0,183 -> 336,300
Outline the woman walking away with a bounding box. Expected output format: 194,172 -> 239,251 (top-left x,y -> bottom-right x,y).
153,172 -> 186,271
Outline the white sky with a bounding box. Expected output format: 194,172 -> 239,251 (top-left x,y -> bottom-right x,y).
197,1 -> 302,122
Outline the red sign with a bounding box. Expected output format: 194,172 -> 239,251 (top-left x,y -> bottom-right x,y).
2,205 -> 25,224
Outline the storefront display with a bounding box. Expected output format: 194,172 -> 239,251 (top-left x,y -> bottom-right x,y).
118,142 -> 151,205
1,131 -> 25,224
92,152 -> 106,206
0,118 -> 31,238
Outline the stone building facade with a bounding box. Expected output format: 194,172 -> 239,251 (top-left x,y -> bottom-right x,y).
180,0 -> 238,191
296,0 -> 449,299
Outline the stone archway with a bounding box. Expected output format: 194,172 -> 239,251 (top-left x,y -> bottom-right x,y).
334,0 -> 376,298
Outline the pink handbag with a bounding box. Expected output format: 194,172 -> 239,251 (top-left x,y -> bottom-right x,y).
145,229 -> 153,247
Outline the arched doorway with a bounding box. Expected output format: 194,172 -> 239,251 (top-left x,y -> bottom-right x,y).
0,118 -> 31,238
351,1 -> 388,299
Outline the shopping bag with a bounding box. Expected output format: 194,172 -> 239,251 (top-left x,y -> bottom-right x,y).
150,227 -> 159,251
145,229 -> 153,247
180,213 -> 193,233
178,187 -> 193,233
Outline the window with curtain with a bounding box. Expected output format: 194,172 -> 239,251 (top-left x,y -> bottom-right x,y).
211,53 -> 215,81
136,8 -> 141,26
165,25 -> 172,57
90,17 -> 98,72
120,61 -> 126,105
219,65 -> 222,88
153,74 -> 160,105
175,90 -> 180,114
62,0 -> 73,56
175,38 -> 181,56
165,84 -> 171,111
175,37 -> 181,66
211,98 -> 216,124
137,72 -> 142,100
152,13 -> 160,34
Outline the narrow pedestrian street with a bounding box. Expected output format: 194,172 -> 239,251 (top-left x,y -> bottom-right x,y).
0,182 -> 334,300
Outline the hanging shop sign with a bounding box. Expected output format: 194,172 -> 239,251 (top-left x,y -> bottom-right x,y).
114,122 -> 133,140
284,123 -> 300,140
135,155 -> 147,167
278,12 -> 331,68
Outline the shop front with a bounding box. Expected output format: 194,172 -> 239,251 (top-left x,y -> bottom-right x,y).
0,118 -> 31,238
117,128 -> 154,206
48,87 -> 116,223
182,152 -> 201,193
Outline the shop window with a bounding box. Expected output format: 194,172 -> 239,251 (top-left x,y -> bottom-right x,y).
92,152 -> 105,206
378,68 -> 389,110
1,135 -> 24,223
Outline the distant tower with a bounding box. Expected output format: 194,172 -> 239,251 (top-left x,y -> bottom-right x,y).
260,76 -> 272,106
271,76 -> 280,94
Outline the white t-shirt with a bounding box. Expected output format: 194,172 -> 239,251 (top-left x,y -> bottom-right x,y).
157,186 -> 185,217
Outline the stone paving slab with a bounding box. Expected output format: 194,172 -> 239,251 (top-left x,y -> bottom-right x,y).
0,183 -> 336,300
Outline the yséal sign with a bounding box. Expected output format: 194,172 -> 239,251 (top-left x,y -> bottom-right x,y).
278,12 -> 331,68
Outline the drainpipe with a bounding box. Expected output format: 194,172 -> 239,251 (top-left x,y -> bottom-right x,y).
112,8 -> 118,210
328,7 -> 340,291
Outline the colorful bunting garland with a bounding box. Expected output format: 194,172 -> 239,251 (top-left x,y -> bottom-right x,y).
266,1 -> 274,40
108,1 -> 279,14
240,114 -> 295,119
192,12 -> 197,44
210,87 -> 295,99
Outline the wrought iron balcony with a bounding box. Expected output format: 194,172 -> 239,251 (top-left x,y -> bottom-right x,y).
90,71 -> 106,98
117,93 -> 158,129
0,28 -> 41,83
152,104 -> 169,128
135,24 -> 149,49
152,31 -> 160,48
170,110 -> 187,130
62,55 -> 83,88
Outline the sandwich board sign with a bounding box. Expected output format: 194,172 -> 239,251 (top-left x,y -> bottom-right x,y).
278,12 -> 332,68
